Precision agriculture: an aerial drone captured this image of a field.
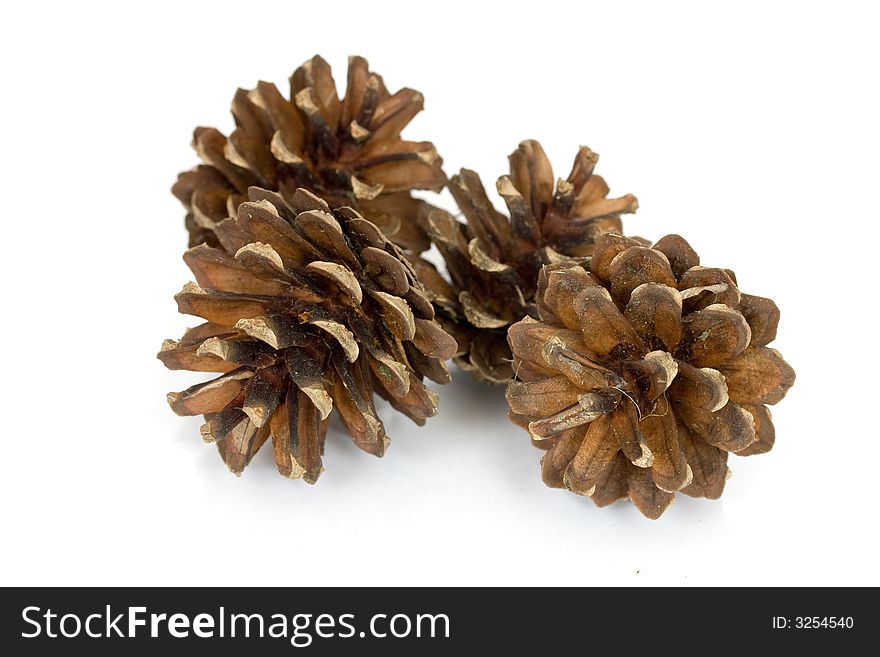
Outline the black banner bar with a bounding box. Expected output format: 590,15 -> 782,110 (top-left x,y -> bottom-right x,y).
0,587 -> 868,654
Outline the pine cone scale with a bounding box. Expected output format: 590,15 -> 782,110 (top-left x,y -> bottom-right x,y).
563,412 -> 619,496
720,346 -> 795,406
678,421 -> 727,499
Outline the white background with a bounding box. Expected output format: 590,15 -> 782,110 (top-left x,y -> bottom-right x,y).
2,1 -> 877,586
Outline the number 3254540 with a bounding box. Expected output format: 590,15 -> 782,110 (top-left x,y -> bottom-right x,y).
773,617 -> 854,629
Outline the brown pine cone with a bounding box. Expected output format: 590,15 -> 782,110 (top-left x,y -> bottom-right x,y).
506,233 -> 794,518
173,55 -> 446,253
420,140 -> 638,384
158,187 -> 458,482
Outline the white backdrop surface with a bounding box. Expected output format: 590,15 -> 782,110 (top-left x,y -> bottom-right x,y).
1,0 -> 877,586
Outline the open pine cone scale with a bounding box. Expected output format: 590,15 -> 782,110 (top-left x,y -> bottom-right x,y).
506,233 -> 794,518
159,187 -> 458,482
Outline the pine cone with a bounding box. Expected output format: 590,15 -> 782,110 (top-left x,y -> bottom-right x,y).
158,187 -> 458,482
421,140 -> 638,384
172,55 -> 446,253
506,233 -> 794,518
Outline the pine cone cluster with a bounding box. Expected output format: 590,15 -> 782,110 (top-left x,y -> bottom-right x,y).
417,140 -> 637,383
160,54 -> 794,517
160,187 -> 456,481
506,233 -> 794,518
172,55 -> 445,253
